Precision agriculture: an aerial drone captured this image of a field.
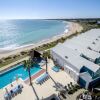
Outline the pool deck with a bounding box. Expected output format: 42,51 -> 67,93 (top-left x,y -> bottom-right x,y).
0,59 -> 78,100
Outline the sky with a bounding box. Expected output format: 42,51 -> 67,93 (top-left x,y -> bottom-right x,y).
0,0 -> 100,19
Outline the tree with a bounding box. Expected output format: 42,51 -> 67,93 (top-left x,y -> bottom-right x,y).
23,59 -> 34,85
45,57 -> 48,73
42,52 -> 48,73
68,84 -> 71,90
70,82 -> 73,87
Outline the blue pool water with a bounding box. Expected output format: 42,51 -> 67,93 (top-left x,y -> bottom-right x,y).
0,64 -> 41,89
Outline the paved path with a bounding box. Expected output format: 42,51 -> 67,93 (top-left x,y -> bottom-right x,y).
24,69 -> 46,84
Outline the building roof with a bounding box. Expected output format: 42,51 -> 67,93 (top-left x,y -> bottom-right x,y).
63,29 -> 100,59
89,41 -> 100,52
52,43 -> 100,73
63,41 -> 100,60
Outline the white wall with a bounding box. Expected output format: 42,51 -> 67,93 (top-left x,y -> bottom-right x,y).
51,50 -> 79,82
51,50 -> 65,67
64,66 -> 79,82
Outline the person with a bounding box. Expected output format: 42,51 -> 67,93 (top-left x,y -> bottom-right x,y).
10,79 -> 13,87
16,74 -> 19,84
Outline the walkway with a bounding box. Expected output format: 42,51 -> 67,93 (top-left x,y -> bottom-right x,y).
25,69 -> 46,84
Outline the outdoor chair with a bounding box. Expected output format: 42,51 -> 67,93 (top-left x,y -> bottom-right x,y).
4,92 -> 12,100
36,73 -> 49,84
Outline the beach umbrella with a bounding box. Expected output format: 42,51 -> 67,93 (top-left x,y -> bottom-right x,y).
16,74 -> 19,81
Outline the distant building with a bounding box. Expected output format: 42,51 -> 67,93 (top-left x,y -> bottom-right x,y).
50,29 -> 100,89
97,21 -> 100,25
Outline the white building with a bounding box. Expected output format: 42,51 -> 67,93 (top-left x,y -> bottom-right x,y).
50,29 -> 100,89
62,42 -> 100,62
63,29 -> 100,63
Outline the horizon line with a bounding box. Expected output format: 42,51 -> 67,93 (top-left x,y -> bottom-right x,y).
0,17 -> 100,20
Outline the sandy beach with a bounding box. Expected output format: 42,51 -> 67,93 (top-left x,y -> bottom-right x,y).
0,22 -> 83,59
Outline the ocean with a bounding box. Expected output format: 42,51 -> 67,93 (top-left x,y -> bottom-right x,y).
0,19 -> 67,50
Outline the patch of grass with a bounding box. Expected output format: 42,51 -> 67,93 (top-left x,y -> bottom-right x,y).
0,54 -> 27,68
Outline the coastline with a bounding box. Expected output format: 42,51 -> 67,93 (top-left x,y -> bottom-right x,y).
0,22 -> 83,59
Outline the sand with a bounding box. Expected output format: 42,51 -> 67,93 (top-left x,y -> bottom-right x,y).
0,22 -> 83,59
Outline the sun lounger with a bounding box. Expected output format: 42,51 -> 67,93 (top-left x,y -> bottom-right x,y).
36,73 -> 49,84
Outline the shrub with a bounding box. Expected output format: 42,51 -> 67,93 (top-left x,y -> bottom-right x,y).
74,84 -> 81,89
20,51 -> 27,55
4,56 -> 12,60
42,50 -> 51,59
68,90 -> 74,94
13,55 -> 20,59
73,87 -> 78,92
0,59 -> 3,63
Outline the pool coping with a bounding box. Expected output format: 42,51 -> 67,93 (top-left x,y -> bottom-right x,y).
0,62 -> 23,75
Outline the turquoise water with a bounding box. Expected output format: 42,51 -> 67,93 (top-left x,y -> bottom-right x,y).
0,64 -> 41,89
0,19 -> 66,50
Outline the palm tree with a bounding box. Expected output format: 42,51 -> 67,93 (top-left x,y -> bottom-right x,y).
68,84 -> 71,90
70,82 -> 73,87
23,58 -> 34,85
45,57 -> 48,73
42,52 -> 48,73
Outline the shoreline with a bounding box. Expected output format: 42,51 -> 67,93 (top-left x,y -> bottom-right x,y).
0,21 -> 68,51
0,20 -> 68,51
0,22 -> 83,59
0,29 -> 68,51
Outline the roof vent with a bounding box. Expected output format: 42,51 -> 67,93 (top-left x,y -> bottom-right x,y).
92,42 -> 95,44
65,56 -> 68,59
96,38 -> 98,41
88,47 -> 92,50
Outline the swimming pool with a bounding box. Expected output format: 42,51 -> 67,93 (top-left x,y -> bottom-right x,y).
0,64 -> 42,89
